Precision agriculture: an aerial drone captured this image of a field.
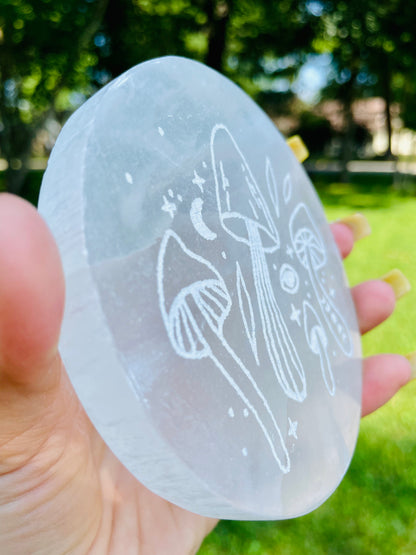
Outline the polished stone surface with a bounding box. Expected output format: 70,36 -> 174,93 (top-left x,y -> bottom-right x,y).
38,56 -> 362,519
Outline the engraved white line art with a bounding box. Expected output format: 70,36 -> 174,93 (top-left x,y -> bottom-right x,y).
248,199 -> 259,220
192,170 -> 206,192
157,230 -> 290,472
286,245 -> 294,259
290,304 -> 301,326
190,198 -> 218,240
266,157 -> 279,219
219,161 -> 231,212
303,300 -> 335,395
211,123 -> 306,402
288,417 -> 298,439
280,263 -> 300,295
158,126 -> 165,136
161,195 -> 177,218
290,203 -> 353,357
236,261 -> 259,365
125,172 -> 133,184
283,173 -> 292,204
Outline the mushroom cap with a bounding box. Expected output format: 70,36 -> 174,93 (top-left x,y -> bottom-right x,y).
290,203 -> 326,270
211,124 -> 279,253
157,230 -> 231,359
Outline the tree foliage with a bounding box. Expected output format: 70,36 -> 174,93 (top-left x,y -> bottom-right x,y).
315,0 -> 416,160
0,0 -> 317,194
1,0 -> 416,194
0,0 -> 109,193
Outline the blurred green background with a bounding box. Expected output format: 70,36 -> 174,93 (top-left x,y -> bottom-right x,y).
1,1 -> 416,553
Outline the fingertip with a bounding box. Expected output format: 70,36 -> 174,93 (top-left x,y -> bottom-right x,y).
352,279 -> 396,334
330,222 -> 355,259
0,193 -> 65,383
362,354 -> 411,417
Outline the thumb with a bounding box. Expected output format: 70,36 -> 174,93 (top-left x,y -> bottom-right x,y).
0,193 -> 65,388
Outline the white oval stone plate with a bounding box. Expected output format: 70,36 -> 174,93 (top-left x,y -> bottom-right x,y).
38,56 -> 362,520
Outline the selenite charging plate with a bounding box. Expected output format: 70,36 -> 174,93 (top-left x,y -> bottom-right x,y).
38,56 -> 362,520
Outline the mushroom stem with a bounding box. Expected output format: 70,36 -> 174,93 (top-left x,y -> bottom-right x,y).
185,295 -> 290,473
305,248 -> 352,357
246,220 -> 306,402
311,326 -> 335,396
303,301 -> 335,396
158,230 -> 291,472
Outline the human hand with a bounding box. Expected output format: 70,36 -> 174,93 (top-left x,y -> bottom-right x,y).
0,194 -> 411,555
331,216 -> 411,416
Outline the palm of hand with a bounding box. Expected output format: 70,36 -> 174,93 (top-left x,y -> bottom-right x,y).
0,194 -> 411,555
0,360 -> 215,555
0,195 -> 215,555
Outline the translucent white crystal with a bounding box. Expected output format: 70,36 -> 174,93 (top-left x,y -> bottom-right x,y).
38,56 -> 361,520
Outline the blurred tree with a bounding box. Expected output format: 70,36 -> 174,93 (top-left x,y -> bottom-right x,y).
96,0 -> 314,89
0,0 -> 109,194
0,0 -> 316,194
291,111 -> 333,155
93,0 -> 317,145
315,0 -> 416,177
226,0 -> 315,90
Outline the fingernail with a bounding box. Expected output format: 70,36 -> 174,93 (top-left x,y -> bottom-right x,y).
405,352 -> 416,380
337,213 -> 371,241
286,135 -> 309,163
381,269 -> 411,300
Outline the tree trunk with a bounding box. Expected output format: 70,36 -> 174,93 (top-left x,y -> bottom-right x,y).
5,166 -> 30,196
1,115 -> 35,196
381,58 -> 394,159
1,109 -> 52,196
0,0 -> 110,198
341,97 -> 355,183
205,1 -> 233,72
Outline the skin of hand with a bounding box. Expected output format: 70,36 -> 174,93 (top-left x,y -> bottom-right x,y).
0,193 -> 411,555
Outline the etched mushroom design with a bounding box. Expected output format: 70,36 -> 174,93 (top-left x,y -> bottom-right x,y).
303,301 -> 335,395
211,124 -> 306,402
289,203 -> 353,356
157,229 -> 290,473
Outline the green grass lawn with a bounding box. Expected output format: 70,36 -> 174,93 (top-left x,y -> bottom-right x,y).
199,179 -> 416,554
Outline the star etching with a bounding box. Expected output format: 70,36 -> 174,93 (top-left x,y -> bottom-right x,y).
290,303 -> 301,326
288,417 -> 298,439
192,170 -> 206,192
161,195 -> 177,218
286,244 -> 294,259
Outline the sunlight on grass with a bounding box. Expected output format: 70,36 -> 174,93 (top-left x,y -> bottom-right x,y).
199,182 -> 416,555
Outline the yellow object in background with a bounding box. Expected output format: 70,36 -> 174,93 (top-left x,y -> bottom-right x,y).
286,135 -> 309,163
